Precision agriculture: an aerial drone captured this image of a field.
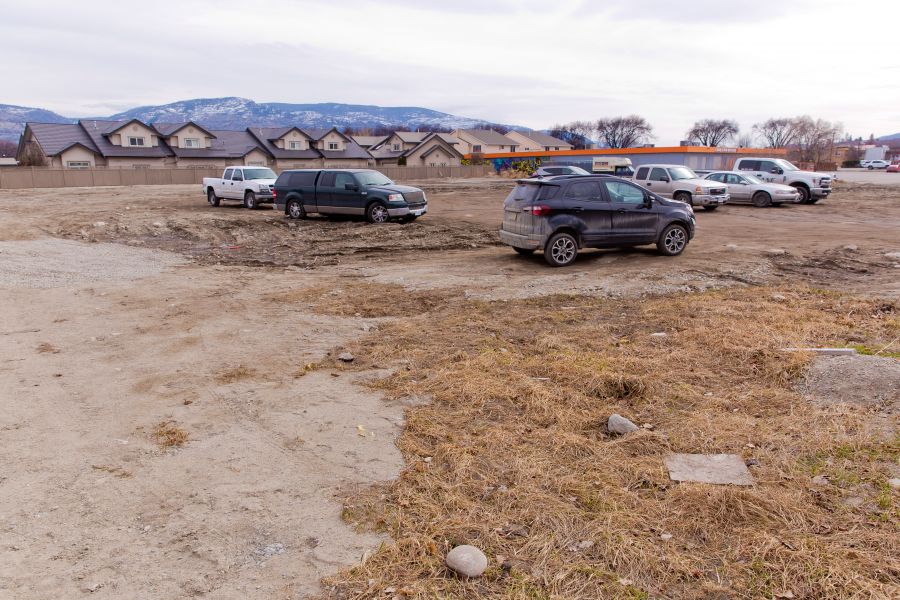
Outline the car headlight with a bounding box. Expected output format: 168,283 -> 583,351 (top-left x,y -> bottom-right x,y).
387,193 -> 404,202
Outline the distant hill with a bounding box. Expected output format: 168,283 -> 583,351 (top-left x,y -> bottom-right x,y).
876,132 -> 900,142
0,97 -> 519,141
0,104 -> 72,141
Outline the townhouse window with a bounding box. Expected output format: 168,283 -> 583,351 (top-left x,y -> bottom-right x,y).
183,138 -> 200,148
128,137 -> 145,146
328,142 -> 339,150
288,140 -> 303,150
500,145 -> 505,150
545,146 -> 551,151
67,161 -> 90,169
133,164 -> 151,169
393,144 -> 400,151
472,145 -> 482,153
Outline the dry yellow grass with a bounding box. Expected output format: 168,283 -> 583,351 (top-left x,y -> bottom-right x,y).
152,420 -> 189,448
215,364 -> 259,384
305,284 -> 899,599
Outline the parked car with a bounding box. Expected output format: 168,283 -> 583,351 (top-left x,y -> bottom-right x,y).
732,157 -> 832,203
632,164 -> 729,210
498,175 -> 696,267
866,160 -> 890,170
204,166 -> 277,209
703,171 -> 801,207
273,169 -> 427,223
887,164 -> 899,173
531,166 -> 591,177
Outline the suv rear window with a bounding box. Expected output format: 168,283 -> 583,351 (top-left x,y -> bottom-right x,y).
289,171 -> 317,187
505,183 -> 558,202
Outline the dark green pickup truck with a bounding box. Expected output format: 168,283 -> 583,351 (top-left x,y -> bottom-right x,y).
273,169 -> 428,223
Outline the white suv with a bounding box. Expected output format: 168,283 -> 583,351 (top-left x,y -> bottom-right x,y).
732,157 -> 832,204
865,160 -> 889,170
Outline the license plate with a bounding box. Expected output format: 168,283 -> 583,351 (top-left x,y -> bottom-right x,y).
412,208 -> 427,216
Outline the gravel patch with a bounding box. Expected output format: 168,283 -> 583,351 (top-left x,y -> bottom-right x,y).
801,354 -> 900,408
0,239 -> 186,288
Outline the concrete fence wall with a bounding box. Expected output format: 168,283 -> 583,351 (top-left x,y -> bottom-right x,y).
0,165 -> 493,190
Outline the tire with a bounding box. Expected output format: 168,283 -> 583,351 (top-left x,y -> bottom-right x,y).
868,166 -> 874,170
513,247 -> 535,255
366,202 -> 389,224
752,191 -> 772,208
702,205 -> 718,211
207,189 -> 220,207
674,192 -> 692,206
544,232 -> 578,267
244,191 -> 258,209
287,199 -> 306,220
657,223 -> 689,256
793,185 -> 812,204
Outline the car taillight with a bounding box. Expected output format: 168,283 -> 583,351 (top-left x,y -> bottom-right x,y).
272,189 -> 277,200
527,204 -> 552,216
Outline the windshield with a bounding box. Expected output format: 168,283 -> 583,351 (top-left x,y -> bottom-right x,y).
242,168 -> 276,180
355,171 -> 394,187
669,167 -> 696,181
566,166 -> 590,175
743,174 -> 763,184
775,159 -> 799,171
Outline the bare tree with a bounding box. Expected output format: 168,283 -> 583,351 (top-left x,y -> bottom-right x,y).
735,132 -> 755,148
17,141 -> 46,166
752,118 -> 797,148
0,140 -> 17,157
595,116 -> 653,148
792,116 -> 842,164
685,119 -> 739,146
548,122 -> 594,149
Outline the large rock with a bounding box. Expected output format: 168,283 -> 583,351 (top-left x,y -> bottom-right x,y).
665,453 -> 754,486
608,414 -> 639,435
445,545 -> 488,578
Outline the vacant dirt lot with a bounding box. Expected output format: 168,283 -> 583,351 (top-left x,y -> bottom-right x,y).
0,179 -> 897,599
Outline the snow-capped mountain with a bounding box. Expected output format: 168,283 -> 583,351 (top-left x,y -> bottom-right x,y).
0,97 -> 517,140
0,104 -> 72,141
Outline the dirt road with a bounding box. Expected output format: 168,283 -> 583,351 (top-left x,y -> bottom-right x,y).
0,178 -> 898,598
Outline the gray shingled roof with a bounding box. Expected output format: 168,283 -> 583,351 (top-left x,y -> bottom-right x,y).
152,121 -> 217,138
80,120 -> 173,158
351,135 -> 388,148
247,128 -> 320,159
458,129 -> 517,146
169,130 -> 270,159
516,130 -> 571,148
25,123 -> 100,156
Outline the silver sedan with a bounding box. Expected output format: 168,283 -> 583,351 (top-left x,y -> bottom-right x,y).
703,171 -> 801,207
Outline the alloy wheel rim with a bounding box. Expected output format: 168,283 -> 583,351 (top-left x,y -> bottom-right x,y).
551,237 -> 575,263
290,203 -> 301,218
665,228 -> 686,253
372,206 -> 388,222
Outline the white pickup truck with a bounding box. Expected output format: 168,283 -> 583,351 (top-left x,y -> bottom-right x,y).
732,157 -> 832,204
203,166 -> 277,209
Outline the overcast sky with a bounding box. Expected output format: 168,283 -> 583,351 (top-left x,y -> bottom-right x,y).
2,0 -> 898,143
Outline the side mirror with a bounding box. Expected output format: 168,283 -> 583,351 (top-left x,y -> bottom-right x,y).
643,194 -> 653,208
770,167 -> 781,174
662,177 -> 670,183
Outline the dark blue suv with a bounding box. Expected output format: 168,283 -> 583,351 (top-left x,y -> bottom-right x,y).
499,175 -> 696,267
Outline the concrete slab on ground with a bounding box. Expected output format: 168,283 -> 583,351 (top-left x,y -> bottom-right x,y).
665,453 -> 754,486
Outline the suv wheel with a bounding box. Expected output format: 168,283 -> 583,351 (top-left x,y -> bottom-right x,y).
674,192 -> 692,206
657,223 -> 688,256
793,185 -> 811,204
287,199 -> 306,219
367,202 -> 389,224
752,191 -> 772,208
207,189 -> 220,207
544,232 -> 578,267
244,191 -> 258,209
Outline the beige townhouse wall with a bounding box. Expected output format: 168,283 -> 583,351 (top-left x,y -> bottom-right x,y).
406,144 -> 461,167
243,149 -> 271,166
59,146 -> 98,168
110,122 -> 160,147
168,125 -> 213,149
506,131 -> 541,152
278,130 -> 311,151
274,158 -> 324,170
319,131 -> 347,152
105,157 -> 171,169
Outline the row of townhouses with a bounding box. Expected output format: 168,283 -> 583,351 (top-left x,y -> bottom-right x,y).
16,119 -> 572,169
